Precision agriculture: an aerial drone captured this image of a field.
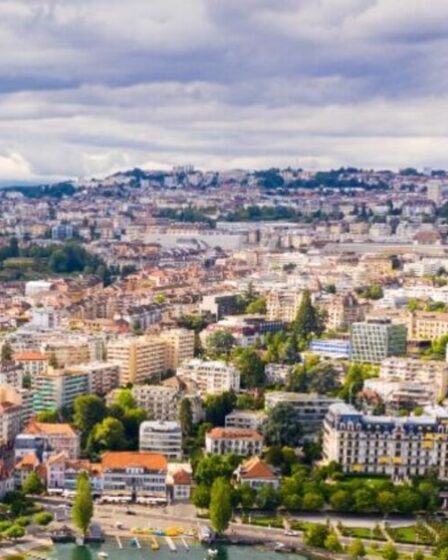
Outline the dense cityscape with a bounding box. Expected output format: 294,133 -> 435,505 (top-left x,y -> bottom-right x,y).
0,165 -> 448,557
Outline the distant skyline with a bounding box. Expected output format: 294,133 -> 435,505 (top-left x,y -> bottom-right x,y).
1,0 -> 448,182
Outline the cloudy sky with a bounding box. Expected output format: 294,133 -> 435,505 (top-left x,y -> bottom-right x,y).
0,0 -> 447,182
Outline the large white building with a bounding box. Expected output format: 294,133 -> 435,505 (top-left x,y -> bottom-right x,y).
205,427 -> 263,456
139,421 -> 182,460
177,359 -> 240,396
323,403 -> 448,479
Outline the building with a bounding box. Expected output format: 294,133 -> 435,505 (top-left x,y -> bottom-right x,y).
408,311 -> 448,342
225,410 -> 266,431
20,421 -> 80,459
0,385 -> 32,446
205,427 -> 263,456
351,319 -> 407,363
139,421 -> 182,460
235,456 -> 280,489
177,359 -> 240,396
30,307 -> 61,330
107,336 -> 166,385
101,451 -> 167,499
46,453 -> 103,495
167,467 -> 193,502
129,384 -> 181,421
322,293 -> 364,331
158,329 -> 195,370
266,290 -> 302,323
74,362 -> 120,396
265,391 -> 342,439
13,352 -> 48,384
200,293 -> 241,320
309,339 -> 352,359
323,402 -> 448,479
379,357 -> 448,401
33,366 -> 90,413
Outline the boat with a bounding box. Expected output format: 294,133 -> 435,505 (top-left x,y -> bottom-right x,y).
76,536 -> 85,546
98,553 -> 108,559
207,549 -> 218,557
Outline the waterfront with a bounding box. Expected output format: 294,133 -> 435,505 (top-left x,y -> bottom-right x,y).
47,542 -> 307,560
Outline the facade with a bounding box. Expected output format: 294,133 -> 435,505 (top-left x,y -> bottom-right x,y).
265,363 -> 292,385
379,357 -> 448,401
0,385 -> 32,447
200,293 -> 240,319
265,391 -> 342,439
323,293 -> 364,331
20,421 -> 80,459
131,385 -> 180,421
323,403 -> 448,479
408,311 -> 448,342
13,352 -> 48,383
205,428 -> 263,456
139,421 -> 182,460
74,362 -> 120,396
33,366 -> 90,412
177,359 -> 240,396
351,319 -> 407,363
158,329 -> 195,370
309,339 -> 352,359
101,451 -> 167,498
225,410 -> 266,431
266,290 -> 302,323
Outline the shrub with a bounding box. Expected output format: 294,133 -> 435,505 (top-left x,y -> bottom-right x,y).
32,512 -> 54,526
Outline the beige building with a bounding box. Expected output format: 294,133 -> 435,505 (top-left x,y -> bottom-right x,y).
408,311 -> 448,342
266,289 -> 302,323
177,359 -> 240,396
107,329 -> 194,385
322,293 -> 365,332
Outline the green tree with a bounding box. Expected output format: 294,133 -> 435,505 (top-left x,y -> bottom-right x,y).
263,403 -> 302,447
1,341 -> 12,363
4,525 -> 25,540
72,472 -> 93,538
255,484 -> 279,510
396,487 -> 423,513
115,388 -> 136,410
87,417 -> 125,454
179,398 -> 194,438
192,484 -> 211,509
22,471 -> 44,495
209,477 -> 232,534
304,524 -> 330,548
73,395 -> 108,442
302,492 -> 324,511
382,543 -> 399,560
293,289 -> 324,339
205,330 -> 236,358
376,491 -> 396,515
348,538 -> 366,559
324,532 -> 342,552
232,347 -> 265,388
194,454 -> 239,486
239,483 -> 256,509
330,489 -> 353,512
122,407 -> 147,450
32,511 -> 54,526
205,391 -> 237,426
36,410 -> 59,423
48,352 -> 58,368
246,297 -> 266,314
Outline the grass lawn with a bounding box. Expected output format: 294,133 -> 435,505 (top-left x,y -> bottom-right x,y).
388,526 -> 419,544
290,520 -> 325,532
342,527 -> 385,540
244,515 -> 284,528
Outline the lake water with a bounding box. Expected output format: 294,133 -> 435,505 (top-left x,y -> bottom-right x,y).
48,542 -> 307,560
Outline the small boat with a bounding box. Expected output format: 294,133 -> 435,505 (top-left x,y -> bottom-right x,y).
98,553 -> 108,559
207,549 -> 218,557
76,536 -> 85,546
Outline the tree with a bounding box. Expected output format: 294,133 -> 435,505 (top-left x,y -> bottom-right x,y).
122,407 -> 147,450
263,403 -> 302,447
73,395 -> 108,442
205,391 -> 237,426
246,297 -> 266,314
330,489 -> 353,512
22,471 -> 44,495
194,454 -> 239,486
324,533 -> 342,552
304,523 -> 330,548
179,398 -> 194,438
239,483 -> 256,509
376,491 -> 396,515
192,484 -> 211,509
255,484 -> 279,510
72,472 -> 93,538
1,341 -> 12,363
382,543 -> 399,560
48,352 -> 58,368
348,538 -> 366,559
87,417 -> 125,454
36,410 -> 59,423
32,511 -> 54,526
205,330 -> 236,358
232,347 -> 265,388
293,289 -> 324,339
302,492 -> 324,511
115,388 -> 136,410
209,477 -> 232,534
4,525 -> 25,540
396,487 -> 423,513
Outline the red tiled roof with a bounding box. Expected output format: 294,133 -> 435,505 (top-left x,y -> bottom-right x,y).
238,457 -> 277,480
206,428 -> 263,441
172,469 -> 192,485
101,451 -> 167,471
25,420 -> 78,437
14,352 -> 48,361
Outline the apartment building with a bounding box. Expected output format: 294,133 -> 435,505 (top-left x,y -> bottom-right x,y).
107,329 -> 194,385
0,385 -> 32,446
225,410 -> 266,431
379,357 -> 448,400
33,366 -> 90,413
408,311 -> 448,342
13,352 -> 48,383
265,391 -> 342,439
139,421 -> 182,460
74,362 -> 120,396
131,385 -> 180,421
323,403 -> 448,479
351,319 -> 407,363
321,293 -> 364,331
101,451 -> 167,498
235,457 -> 280,489
177,359 -> 240,396
205,428 -> 263,456
266,289 -> 302,323
19,421 -> 80,459
200,293 -> 240,320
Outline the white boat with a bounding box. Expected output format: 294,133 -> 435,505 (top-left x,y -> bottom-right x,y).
98,553 -> 108,559
207,549 -> 218,557
76,536 -> 85,546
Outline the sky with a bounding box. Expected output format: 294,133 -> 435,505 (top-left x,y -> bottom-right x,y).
1,0 -> 448,183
